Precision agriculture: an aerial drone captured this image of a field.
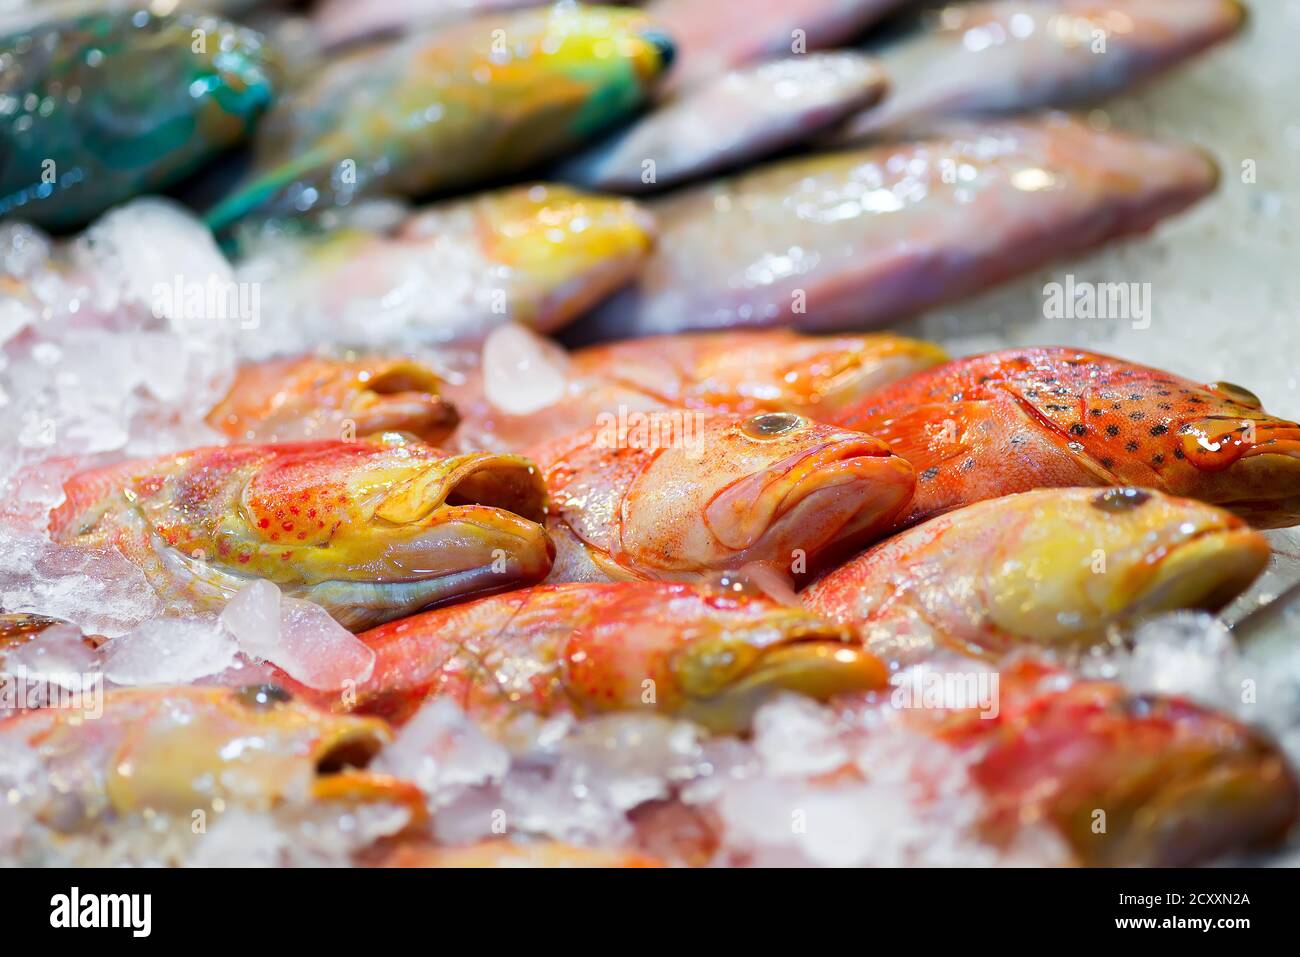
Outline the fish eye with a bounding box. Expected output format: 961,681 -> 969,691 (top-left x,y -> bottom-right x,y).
1091,487 -> 1152,513
742,412 -> 806,438
1208,381 -> 1262,410
235,684 -> 293,709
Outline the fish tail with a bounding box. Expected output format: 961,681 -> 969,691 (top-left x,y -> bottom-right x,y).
203,145 -> 337,232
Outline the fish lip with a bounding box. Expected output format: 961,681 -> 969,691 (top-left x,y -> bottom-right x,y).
304,516 -> 555,629
673,635 -> 887,734
307,720 -> 428,821
374,452 -> 549,525
705,437 -> 907,552
1131,525 -> 1269,617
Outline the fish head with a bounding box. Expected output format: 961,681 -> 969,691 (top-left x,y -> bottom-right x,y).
206,355 -> 459,445
618,412 -> 914,576
103,438 -> 553,629
981,488 -> 1268,649
561,583 -> 886,734
401,184 -> 655,334
998,350 -> 1300,527
524,5 -> 676,96
966,665 -> 1298,867
236,439 -> 553,629
24,685 -> 423,822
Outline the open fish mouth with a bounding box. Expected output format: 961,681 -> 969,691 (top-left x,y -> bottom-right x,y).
347,361 -> 460,442
706,436 -> 914,555
1125,526 -> 1269,619
298,453 -> 554,629
670,617 -> 887,734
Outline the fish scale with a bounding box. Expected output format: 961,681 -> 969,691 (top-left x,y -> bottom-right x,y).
836,347 -> 1300,528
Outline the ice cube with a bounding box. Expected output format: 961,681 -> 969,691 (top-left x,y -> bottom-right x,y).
480,324 -> 571,414
102,617 -> 238,686
376,698 -> 510,799
221,581 -> 375,690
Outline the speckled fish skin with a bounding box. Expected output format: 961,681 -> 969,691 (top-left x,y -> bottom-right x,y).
568,114 -> 1219,341
922,660 -> 1298,867
557,52 -> 889,193
207,354 -> 460,446
528,410 -> 915,583
0,10 -> 279,230
830,0 -> 1246,144
834,347 -> 1300,528
281,581 -> 886,734
204,6 -> 674,229
802,487 -> 1269,664
649,0 -> 906,95
247,184 -> 655,347
450,329 -> 948,453
0,685 -> 424,826
46,437 -> 553,630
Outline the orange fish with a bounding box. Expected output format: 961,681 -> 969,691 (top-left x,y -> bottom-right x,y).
0,685 -> 424,827
451,329 -> 947,452
528,410 -> 915,582
802,487 -> 1269,664
919,661 -> 1299,866
47,437 -> 553,630
206,354 -> 460,445
834,347 -> 1300,528
282,581 -> 886,734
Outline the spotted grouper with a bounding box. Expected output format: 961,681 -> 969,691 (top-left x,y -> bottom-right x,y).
834,347 -> 1300,528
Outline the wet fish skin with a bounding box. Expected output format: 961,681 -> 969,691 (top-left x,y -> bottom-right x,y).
830,0 -> 1247,144
527,411 -> 915,583
0,10 -> 280,231
242,184 -> 655,349
0,685 -> 424,825
450,328 -> 947,453
207,354 -> 460,446
557,52 -> 889,193
834,347 -> 1300,528
567,114 -> 1219,341
284,581 -> 885,735
205,6 -> 674,229
802,487 -> 1270,664
915,660 -> 1299,867
46,437 -> 554,630
649,0 -> 907,95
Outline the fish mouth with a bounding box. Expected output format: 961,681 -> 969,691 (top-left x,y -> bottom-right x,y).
1070,726 -> 1297,867
302,454 -> 554,629
306,716 -> 427,821
670,620 -> 887,734
1126,526 -> 1269,618
705,438 -> 914,558
352,361 -> 460,445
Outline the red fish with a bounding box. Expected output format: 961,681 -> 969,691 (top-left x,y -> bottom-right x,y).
919,661 -> 1299,866
834,347 -> 1300,528
281,581 -> 887,734
206,354 -> 459,445
528,411 -> 915,582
